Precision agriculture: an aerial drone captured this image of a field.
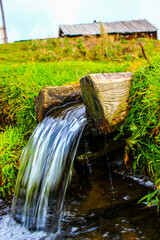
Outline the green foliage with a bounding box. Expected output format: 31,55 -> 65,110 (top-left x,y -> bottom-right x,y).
138,189 -> 160,211
0,127 -> 26,197
76,39 -> 87,56
120,59 -> 160,207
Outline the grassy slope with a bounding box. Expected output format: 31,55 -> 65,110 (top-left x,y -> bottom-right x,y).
122,63 -> 160,207
0,37 -> 159,206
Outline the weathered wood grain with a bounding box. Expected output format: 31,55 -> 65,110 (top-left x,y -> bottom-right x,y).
80,72 -> 133,134
35,85 -> 81,122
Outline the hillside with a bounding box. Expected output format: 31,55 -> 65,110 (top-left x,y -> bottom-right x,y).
0,36 -> 160,64
0,37 -> 159,208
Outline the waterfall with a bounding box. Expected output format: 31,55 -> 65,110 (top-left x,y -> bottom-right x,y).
12,104 -> 87,232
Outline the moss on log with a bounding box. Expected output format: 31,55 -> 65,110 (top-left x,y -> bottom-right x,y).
80,72 -> 133,134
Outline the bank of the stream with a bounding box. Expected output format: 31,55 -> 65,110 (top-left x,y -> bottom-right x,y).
119,60 -> 160,207
0,38 -> 159,208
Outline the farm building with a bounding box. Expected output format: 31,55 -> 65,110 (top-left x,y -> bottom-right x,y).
59,19 -> 158,40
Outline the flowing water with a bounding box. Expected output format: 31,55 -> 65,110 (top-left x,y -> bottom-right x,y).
1,104 -> 160,239
1,158 -> 160,240
11,104 -> 87,232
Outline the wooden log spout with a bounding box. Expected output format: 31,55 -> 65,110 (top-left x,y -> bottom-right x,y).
35,85 -> 81,122
35,72 -> 133,162
80,72 -> 133,134
35,72 -> 133,135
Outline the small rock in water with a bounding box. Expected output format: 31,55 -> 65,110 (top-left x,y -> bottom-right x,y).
123,195 -> 131,201
103,232 -> 109,237
71,227 -> 79,233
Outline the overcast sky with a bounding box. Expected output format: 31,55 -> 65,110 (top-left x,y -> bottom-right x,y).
0,0 -> 160,43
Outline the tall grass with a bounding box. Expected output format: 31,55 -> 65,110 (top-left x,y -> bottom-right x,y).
119,59 -> 160,207
30,37 -> 160,63
0,127 -> 26,197
1,36 -> 159,64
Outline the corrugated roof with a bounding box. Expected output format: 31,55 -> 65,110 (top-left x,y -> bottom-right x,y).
59,19 -> 158,37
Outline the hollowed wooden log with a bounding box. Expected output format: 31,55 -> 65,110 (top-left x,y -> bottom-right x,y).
35,84 -> 81,122
80,72 -> 133,134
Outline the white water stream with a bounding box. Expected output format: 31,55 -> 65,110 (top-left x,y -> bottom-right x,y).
12,104 -> 87,232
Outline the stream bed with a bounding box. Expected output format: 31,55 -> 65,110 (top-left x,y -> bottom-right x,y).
0,152 -> 160,240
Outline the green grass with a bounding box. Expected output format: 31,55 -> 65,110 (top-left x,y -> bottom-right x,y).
0,41 -> 33,63
0,37 -> 159,204
0,127 -> 26,196
118,59 -> 160,207
0,37 -> 160,64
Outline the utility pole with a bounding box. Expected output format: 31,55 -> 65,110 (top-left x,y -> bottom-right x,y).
0,0 -> 8,43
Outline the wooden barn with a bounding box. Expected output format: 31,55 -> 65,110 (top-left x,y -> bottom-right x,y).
59,19 -> 158,40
